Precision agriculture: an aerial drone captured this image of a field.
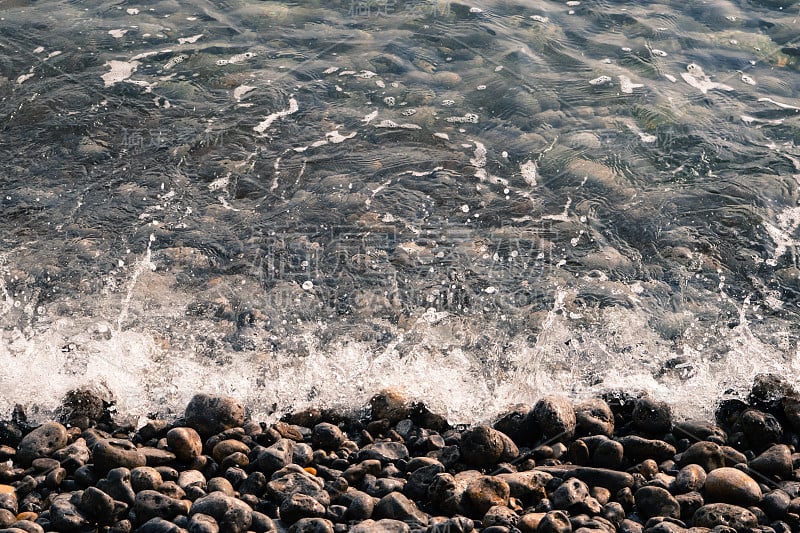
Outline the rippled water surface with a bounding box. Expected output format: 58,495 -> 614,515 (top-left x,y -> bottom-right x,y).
1,0 -> 800,423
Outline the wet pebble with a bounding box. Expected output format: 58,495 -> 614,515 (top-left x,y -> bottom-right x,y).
692,502 -> 758,530
632,396 -> 673,434
93,439 -> 147,474
459,425 -> 517,468
16,422 -> 68,466
184,394 -> 245,438
529,396 -> 576,442
634,486 -> 680,520
167,428 -> 204,463
703,467 -> 762,506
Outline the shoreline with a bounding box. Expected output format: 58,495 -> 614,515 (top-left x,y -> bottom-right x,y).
0,374 -> 797,532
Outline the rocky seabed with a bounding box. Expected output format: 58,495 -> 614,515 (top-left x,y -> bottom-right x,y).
2,375 -> 800,532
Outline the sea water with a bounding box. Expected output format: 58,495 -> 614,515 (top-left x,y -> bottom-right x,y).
1,0 -> 799,425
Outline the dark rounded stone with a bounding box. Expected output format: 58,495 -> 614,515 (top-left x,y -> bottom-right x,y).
369,389 -> 409,423
483,505 -> 519,528
267,467 -> 329,506
537,510 -> 571,533
133,490 -> 188,524
16,422 -> 68,466
184,394 -> 246,438
692,502 -> 758,530
672,420 -> 727,444
749,373 -> 796,411
93,439 -> 147,475
280,493 -> 326,524
131,467 -> 164,492
207,477 -> 235,496
673,464 -> 706,493
135,517 -> 184,533
0,494 -> 17,515
287,517 -> 334,533
493,404 -> 533,444
97,467 -> 137,505
738,409 -> 783,452
496,470 -> 551,502
373,492 -> 428,528
58,388 -> 107,430
762,489 -> 791,520
750,444 -> 793,479
618,435 -> 676,462
593,439 -> 624,469
256,439 -> 295,474
357,441 -> 409,463
529,396 -> 576,443
338,489 -> 374,521
574,398 -> 615,437
167,427 -> 203,463
49,496 -> 91,531
782,396 -> 800,434
79,486 -> 116,523
404,462 -> 445,500
189,491 -> 253,533
551,477 -> 589,510
674,490 -> 704,522
632,396 -> 672,434
634,486 -> 680,520
311,423 -> 345,451
704,467 -> 762,506
188,513 -> 219,533
459,425 -> 510,468
676,441 -> 725,472
211,440 -> 250,463
465,476 -> 510,515
7,520 -> 44,533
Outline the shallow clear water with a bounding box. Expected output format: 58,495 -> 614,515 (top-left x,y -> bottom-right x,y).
1,0 -> 799,424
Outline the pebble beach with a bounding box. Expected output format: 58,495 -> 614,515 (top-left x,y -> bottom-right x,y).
1,374 -> 800,532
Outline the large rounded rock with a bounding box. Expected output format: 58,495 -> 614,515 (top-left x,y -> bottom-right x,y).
288,517 -> 334,533
618,435 -> 675,462
310,423 -> 345,451
704,467 -> 762,506
459,425 -> 515,468
369,389 -> 409,423
188,513 -> 220,533
537,510 -> 571,533
357,441 -> 409,463
79,486 -> 117,524
749,444 -> 792,479
673,464 -> 706,494
676,441 -> 725,472
17,422 -> 68,466
212,440 -> 250,463
551,477 -> 589,510
465,476 -> 510,515
49,495 -> 90,531
692,503 -> 758,530
373,492 -> 428,529
493,404 -> 532,444
279,493 -> 326,524
749,373 -> 796,410
93,439 -> 147,475
167,427 -> 204,462
634,486 -> 680,520
632,396 -> 672,434
574,398 -> 615,437
529,396 -> 576,442
133,490 -> 189,523
738,408 -> 782,452
189,492 -> 253,533
184,394 -> 246,437
256,438 -> 295,474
